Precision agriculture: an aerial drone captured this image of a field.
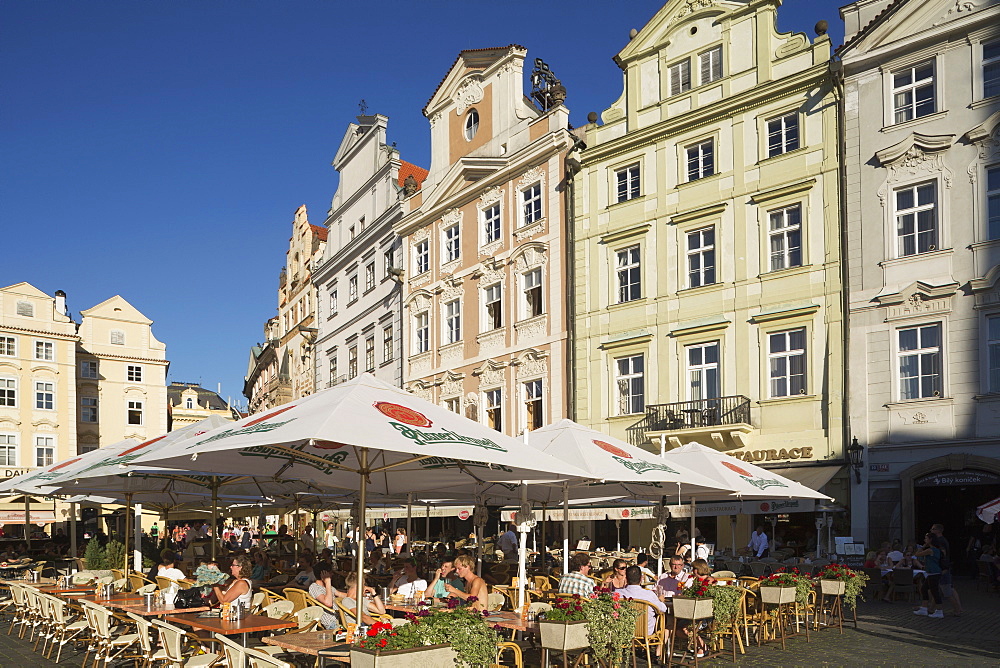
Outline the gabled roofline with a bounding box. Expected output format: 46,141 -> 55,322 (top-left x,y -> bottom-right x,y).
835,0 -> 908,57
422,44 -> 527,115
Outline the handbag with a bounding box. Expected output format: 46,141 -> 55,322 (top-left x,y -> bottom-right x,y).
174,588 -> 205,609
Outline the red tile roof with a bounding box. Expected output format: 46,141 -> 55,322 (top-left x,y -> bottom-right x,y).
398,161 -> 429,190
310,224 -> 329,242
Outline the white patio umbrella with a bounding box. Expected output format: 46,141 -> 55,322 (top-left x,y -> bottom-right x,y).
131,373 -> 593,623
977,496 -> 1000,524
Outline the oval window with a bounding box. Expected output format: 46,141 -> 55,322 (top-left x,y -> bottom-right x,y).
464,109 -> 479,141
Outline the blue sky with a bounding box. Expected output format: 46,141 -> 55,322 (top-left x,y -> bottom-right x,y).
0,0 -> 846,407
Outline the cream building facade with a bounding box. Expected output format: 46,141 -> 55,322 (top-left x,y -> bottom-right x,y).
167,381 -> 235,431
313,114 -> 422,392
573,0 -> 846,532
394,45 -> 578,435
244,205 -> 327,413
840,0 -> 1000,546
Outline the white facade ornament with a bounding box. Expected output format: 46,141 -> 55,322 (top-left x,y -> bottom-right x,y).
441,375 -> 464,397
408,293 -> 432,312
513,245 -> 548,272
669,0 -> 716,25
479,187 -> 503,208
413,226 -> 430,243
440,208 -> 463,228
407,382 -> 433,402
477,329 -> 505,354
440,342 -> 463,367
517,353 -> 548,378
409,353 -> 431,377
480,365 -> 506,387
455,79 -> 485,114
428,112 -> 441,128
440,280 -> 463,301
514,221 -> 545,242
464,393 -> 479,421
515,315 -> 547,343
877,146 -> 954,206
517,165 -> 545,190
479,240 -> 503,257
477,263 -> 504,285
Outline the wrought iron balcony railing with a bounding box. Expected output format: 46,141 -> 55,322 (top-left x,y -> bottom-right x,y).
626,395 -> 751,447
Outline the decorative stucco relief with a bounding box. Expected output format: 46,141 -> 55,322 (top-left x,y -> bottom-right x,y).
479,240 -> 502,257
479,364 -> 506,388
516,352 -> 548,379
455,79 -> 484,114
439,342 -> 463,367
518,165 -> 545,190
479,187 -> 503,208
875,133 -> 955,207
514,221 -> 545,242
512,245 -> 548,272
413,227 -> 430,243
409,352 -> 431,377
668,0 -> 716,25
441,374 -> 464,398
439,208 -> 463,229
477,329 -> 505,355
515,315 -> 548,343
476,264 -> 504,286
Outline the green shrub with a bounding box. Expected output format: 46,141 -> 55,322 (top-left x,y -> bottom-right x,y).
103,541 -> 126,573
83,539 -> 106,570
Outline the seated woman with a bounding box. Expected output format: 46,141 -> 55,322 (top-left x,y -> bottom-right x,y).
287,556 -> 316,589
445,555 -> 487,612
342,572 -> 390,625
212,555 -> 254,610
250,550 -> 272,583
309,561 -> 349,629
426,560 -> 464,599
689,559 -> 717,587
863,551 -> 878,569
874,550 -> 894,570
895,551 -> 922,569
389,559 -> 428,598
604,558 -> 628,590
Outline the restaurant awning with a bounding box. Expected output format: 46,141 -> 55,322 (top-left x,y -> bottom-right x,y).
763,465 -> 842,491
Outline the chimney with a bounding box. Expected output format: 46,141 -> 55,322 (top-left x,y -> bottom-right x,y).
54,290 -> 67,316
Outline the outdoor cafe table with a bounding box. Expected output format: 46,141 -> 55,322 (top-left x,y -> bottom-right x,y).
112,600 -> 212,617
383,602 -> 538,633
0,576 -> 55,586
38,584 -> 99,594
64,592 -> 144,604
171,611 -> 297,646
262,631 -> 351,666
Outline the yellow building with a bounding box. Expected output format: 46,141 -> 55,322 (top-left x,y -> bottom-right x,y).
167,382 -> 236,431
573,0 -> 846,542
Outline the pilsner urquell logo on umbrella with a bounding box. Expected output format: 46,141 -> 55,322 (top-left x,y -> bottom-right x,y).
594,439 -> 679,475
195,405 -> 298,446
376,402 -> 506,452
721,460 -> 787,490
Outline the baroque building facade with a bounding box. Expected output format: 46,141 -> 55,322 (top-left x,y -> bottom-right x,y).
573,0 -> 846,536
840,0 -> 1000,547
167,381 -> 236,431
313,114 -> 422,392
244,205 -> 327,413
0,282 -> 168,482
394,45 -> 577,435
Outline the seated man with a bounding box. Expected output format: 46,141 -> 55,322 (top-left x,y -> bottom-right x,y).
389,559 -> 428,598
654,556 -> 691,600
617,566 -> 666,635
557,552 -> 595,597
635,553 -> 656,584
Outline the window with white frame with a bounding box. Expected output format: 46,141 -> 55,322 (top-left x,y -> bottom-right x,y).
669,58 -> 691,95
365,336 -> 375,372
616,245 -> 641,303
445,223 -> 461,262
16,301 -> 34,317
185,397 -> 194,409
483,204 -> 501,244
699,46 -> 722,84
615,354 -> 645,415
985,40 -> 1000,99
686,139 -> 715,181
110,329 -> 125,345
348,275 -> 358,303
330,289 -> 339,315
766,113 -> 799,158
892,61 -> 935,124
485,388 -> 502,432
81,396 -> 98,423
445,299 -> 461,344
0,434 -> 16,467
522,183 -> 543,226
895,181 -> 937,256
35,436 -> 54,467
769,204 -> 803,271
127,400 -> 143,425
34,341 -> 53,361
464,109 -> 479,141
687,342 -> 720,401
365,262 -> 376,291
615,164 -> 641,203
348,346 -> 358,379
768,328 -> 806,397
522,268 -> 543,319
349,225 -> 355,240
687,227 -> 716,288
414,240 -> 429,274
329,353 -> 338,382
898,323 -> 942,400
0,377 -> 15,407
415,312 -> 429,354
127,365 -> 143,382
444,397 -> 461,414
989,316 -> 1000,393
383,325 -> 394,362
80,360 -> 98,379
0,336 -> 15,356
988,165 -> 1000,240
524,379 -> 543,431
484,284 -> 502,330
384,248 -> 395,277
35,381 -> 54,410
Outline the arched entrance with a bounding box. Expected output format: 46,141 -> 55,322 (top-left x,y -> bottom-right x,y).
900,454 -> 1000,572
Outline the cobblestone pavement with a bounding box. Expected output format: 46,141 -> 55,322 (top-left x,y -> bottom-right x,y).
0,577 -> 996,668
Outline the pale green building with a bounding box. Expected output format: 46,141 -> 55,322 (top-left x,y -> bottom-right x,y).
572,0 -> 847,551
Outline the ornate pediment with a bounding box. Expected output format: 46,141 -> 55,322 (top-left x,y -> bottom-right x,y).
473,359 -> 507,388
967,110 -> 1000,162
454,77 -> 485,114
875,280 -> 959,321
512,348 -> 549,378
404,289 -> 433,311
875,132 -> 955,206
511,243 -> 548,272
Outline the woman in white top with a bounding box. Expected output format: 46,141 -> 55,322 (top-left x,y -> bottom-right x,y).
394,528 -> 407,555
212,555 -> 253,610
157,558 -> 187,603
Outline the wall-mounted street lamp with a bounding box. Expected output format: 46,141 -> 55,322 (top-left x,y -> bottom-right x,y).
847,437 -> 864,484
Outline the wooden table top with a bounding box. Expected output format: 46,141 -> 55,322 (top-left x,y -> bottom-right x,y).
261,631 -> 344,657
170,612 -> 297,635
0,577 -> 55,586
113,601 -> 211,617
39,585 -> 98,594
68,593 -> 144,603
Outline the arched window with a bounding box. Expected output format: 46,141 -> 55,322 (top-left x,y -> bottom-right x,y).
464,109 -> 479,141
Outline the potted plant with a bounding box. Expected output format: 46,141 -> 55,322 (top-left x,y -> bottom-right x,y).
705,584 -> 742,628
673,579 -> 714,620
759,568 -> 811,605
350,598 -> 499,668
538,595 -> 589,652
814,564 -> 868,611
583,589 -> 640,668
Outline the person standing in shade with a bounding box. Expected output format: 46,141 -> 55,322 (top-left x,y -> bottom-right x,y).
914,533 -> 946,618
497,523 -> 519,563
748,526 -> 769,559
150,522 -> 159,544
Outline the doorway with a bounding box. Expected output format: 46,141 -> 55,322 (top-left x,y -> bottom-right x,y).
913,476 -> 1000,575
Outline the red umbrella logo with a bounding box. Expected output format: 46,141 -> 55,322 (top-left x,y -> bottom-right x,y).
117,434 -> 168,457
722,461 -> 753,478
759,502 -> 770,512
374,402 -> 432,428
594,440 -> 631,458
244,405 -> 296,427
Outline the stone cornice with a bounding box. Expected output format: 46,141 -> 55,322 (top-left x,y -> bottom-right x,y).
668,202 -> 728,226
599,223 -> 652,245
749,178 -> 817,204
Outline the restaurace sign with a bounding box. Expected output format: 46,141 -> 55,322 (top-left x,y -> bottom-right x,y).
731,446 -> 814,463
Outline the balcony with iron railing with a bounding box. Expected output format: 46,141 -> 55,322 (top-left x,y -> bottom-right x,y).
626,395 -> 753,449
327,374 -> 348,388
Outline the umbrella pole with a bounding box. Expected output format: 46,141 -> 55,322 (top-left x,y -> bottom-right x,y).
124,493 -> 133,578
293,496 -> 300,564
517,484 -> 528,612
689,497 -> 696,561
405,493 -> 412,555
211,479 -> 219,562
134,502 -> 143,573
70,502 -> 78,565
24,495 -> 31,554
355,448 -> 368,627
425,502 -> 430,546
562,482 -> 569,576
540,503 -> 547,573
162,508 -> 169,550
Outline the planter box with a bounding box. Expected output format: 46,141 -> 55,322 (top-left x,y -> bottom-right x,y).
671,596 -> 713,620
759,586 -> 796,605
350,644 -> 458,668
819,579 -> 846,596
539,619 -> 590,651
